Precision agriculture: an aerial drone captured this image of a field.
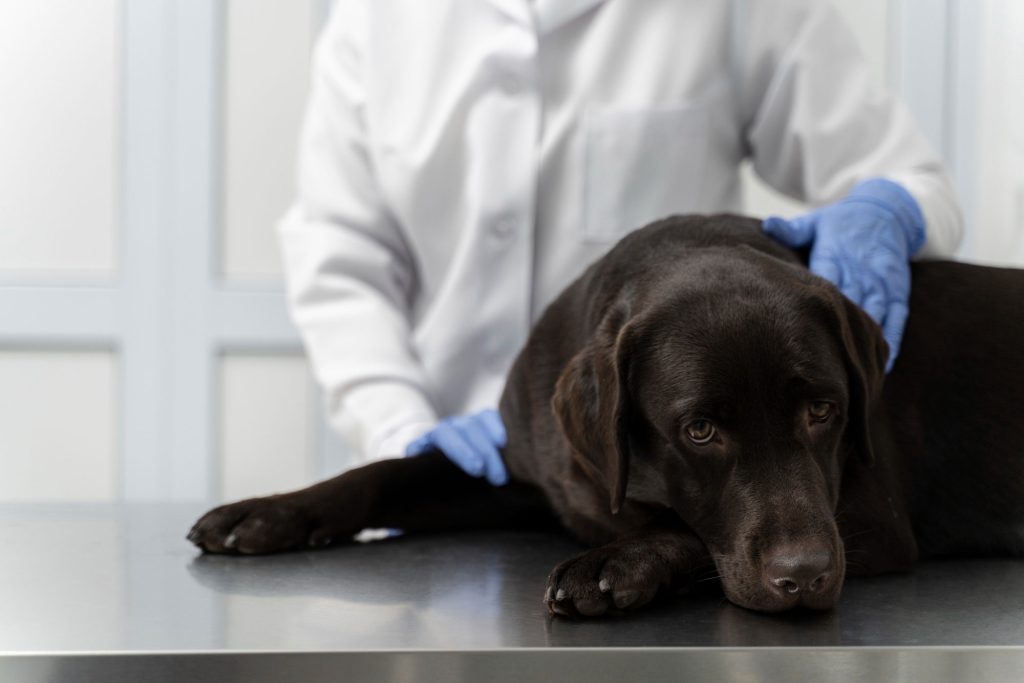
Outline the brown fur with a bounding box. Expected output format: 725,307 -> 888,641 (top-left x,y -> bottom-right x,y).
189,214 -> 1024,617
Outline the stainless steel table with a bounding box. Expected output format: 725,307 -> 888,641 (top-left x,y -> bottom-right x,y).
1,504 -> 1023,682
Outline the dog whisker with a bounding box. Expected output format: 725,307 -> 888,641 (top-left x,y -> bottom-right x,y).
694,573 -> 724,585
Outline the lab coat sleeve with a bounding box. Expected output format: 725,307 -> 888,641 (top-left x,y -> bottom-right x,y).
736,0 -> 963,257
278,2 -> 437,461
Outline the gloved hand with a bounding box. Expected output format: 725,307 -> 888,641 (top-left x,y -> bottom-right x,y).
763,178 -> 926,373
404,408 -> 509,486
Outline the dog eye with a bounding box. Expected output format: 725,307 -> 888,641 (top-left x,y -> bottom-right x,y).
684,419 -> 716,444
809,401 -> 834,422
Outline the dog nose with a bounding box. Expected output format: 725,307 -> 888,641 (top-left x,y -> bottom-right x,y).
764,545 -> 832,595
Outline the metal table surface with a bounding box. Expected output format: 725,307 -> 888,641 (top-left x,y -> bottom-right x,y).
1,504 -> 1023,682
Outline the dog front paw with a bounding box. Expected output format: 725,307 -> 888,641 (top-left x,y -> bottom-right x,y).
544,542 -> 675,618
187,496 -> 330,555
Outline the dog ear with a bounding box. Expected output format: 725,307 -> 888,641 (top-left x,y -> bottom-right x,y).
832,292 -> 888,464
551,306 -> 635,515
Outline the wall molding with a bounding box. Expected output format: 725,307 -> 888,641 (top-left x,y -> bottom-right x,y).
894,0 -> 981,253
0,0 -> 344,502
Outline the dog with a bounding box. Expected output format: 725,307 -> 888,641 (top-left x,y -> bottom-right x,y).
188,214 -> 1024,617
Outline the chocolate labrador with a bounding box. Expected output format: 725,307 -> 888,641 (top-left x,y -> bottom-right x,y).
187,214 -> 1024,616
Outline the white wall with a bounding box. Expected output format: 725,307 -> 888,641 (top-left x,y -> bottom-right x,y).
964,0 -> 1024,265
221,0 -> 316,282
0,351 -> 118,501
219,354 -> 316,500
0,0 -> 119,277
0,0 -> 1019,502
0,0 -> 345,503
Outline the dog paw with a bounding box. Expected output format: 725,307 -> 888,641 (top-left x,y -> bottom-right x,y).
187,497 -> 326,555
544,543 -> 674,618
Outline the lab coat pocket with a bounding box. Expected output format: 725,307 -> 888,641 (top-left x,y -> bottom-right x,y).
583,103 -> 711,243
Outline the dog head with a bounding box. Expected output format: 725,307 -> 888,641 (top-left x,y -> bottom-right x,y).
552,243 -> 886,612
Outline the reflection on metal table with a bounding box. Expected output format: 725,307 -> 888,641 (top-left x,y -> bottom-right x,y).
1,504 -> 1023,682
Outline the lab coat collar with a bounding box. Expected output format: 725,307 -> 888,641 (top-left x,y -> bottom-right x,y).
486,0 -> 532,27
535,0 -> 608,34
486,0 -> 608,34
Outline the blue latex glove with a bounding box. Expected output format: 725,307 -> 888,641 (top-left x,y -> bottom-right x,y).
762,178 -> 926,373
404,408 -> 510,486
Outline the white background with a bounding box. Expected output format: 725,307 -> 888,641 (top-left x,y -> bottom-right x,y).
0,0 -> 1020,502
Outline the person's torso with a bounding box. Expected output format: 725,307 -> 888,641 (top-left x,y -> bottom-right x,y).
358,0 -> 748,413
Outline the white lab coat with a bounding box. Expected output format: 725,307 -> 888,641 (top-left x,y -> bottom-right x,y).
278,0 -> 962,462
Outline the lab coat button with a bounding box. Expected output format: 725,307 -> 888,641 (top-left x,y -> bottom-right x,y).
502,75 -> 523,96
493,218 -> 517,239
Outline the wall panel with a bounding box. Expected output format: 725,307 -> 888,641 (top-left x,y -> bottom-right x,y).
0,351 -> 118,501
219,353 -> 314,500
0,0 -> 119,276
966,0 -> 1024,265
220,0 -> 316,282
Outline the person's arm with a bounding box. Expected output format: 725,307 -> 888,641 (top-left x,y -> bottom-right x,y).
734,0 -> 963,369
736,0 -> 962,258
278,2 -> 436,460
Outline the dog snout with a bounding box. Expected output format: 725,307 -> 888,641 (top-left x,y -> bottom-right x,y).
763,544 -> 834,599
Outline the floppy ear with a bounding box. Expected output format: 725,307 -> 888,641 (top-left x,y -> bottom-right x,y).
551,308 -> 634,514
831,292 -> 888,464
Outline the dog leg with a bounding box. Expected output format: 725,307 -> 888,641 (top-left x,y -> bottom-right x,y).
544,527 -> 711,618
187,452 -> 554,555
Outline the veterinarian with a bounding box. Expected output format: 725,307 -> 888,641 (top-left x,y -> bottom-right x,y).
278,1 -> 963,485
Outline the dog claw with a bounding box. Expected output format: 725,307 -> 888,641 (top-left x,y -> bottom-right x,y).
224,533 -> 238,549
613,589 -> 641,609
599,578 -> 612,593
549,601 -> 574,617
555,588 -> 567,601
